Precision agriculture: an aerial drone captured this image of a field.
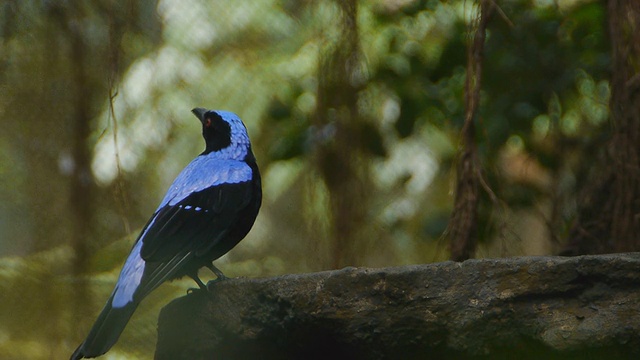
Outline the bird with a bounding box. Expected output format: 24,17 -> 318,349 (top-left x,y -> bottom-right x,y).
71,108 -> 262,359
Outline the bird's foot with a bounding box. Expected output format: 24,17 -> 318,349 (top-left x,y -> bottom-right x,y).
206,263 -> 228,281
204,263 -> 231,291
187,274 -> 208,295
186,284 -> 217,300
205,275 -> 228,291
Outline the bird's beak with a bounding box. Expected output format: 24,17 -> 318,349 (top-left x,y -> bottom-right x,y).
191,108 -> 208,123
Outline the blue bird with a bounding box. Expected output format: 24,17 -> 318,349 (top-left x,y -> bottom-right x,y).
71,108 -> 262,359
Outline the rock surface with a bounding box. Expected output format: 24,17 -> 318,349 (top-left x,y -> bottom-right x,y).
155,254 -> 640,359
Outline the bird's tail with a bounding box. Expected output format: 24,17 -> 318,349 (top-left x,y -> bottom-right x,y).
70,293 -> 138,360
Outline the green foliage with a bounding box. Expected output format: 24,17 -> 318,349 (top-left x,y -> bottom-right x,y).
0,0 -> 611,358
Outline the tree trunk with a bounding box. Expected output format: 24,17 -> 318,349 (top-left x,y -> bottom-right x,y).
314,0 -> 369,269
564,0 -> 640,254
448,0 -> 495,261
156,254 -> 640,360
607,0 -> 640,252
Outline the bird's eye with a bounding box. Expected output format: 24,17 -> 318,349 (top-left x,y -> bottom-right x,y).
205,118 -> 212,128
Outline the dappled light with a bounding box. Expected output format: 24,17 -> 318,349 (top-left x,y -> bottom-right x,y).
0,0 -> 620,358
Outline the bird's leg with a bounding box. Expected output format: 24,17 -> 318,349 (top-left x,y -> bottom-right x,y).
187,274 -> 207,294
205,263 -> 228,290
207,263 -> 227,280
187,273 -> 217,300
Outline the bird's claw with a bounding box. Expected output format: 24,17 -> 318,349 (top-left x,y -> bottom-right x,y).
186,287 -> 199,294
205,275 -> 228,291
186,286 -> 217,301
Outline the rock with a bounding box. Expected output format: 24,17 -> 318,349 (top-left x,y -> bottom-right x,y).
156,254 -> 640,359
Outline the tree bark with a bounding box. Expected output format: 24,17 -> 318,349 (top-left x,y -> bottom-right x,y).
564,0 -> 640,254
156,254 -> 640,360
314,0 -> 369,269
607,0 -> 640,252
448,0 -> 494,261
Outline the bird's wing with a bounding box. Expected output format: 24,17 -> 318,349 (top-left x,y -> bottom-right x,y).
135,180 -> 255,299
143,181 -> 254,258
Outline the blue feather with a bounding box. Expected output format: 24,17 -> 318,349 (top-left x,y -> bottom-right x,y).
112,238 -> 146,308
160,158 -> 252,208
72,109 -> 261,360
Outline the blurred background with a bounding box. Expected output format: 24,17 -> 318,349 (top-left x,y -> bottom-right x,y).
0,0 -> 611,358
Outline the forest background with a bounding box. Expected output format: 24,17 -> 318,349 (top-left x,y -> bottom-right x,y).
1,0 -> 634,358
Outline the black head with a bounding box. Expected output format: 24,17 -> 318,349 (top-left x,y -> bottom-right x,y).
191,108 -> 252,160
192,108 -> 232,154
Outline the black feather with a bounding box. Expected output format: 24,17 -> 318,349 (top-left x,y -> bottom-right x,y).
70,294 -> 137,360
71,109 -> 262,359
